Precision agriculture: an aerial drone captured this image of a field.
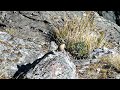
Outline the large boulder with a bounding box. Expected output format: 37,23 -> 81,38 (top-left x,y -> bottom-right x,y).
26,51 -> 77,79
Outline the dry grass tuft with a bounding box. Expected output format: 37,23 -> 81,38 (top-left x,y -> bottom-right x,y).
51,11 -> 106,59
77,59 -> 117,79
100,53 -> 120,71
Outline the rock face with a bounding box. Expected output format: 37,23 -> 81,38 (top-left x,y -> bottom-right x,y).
26,51 -> 77,79
93,12 -> 120,52
0,29 -> 77,79
97,11 -> 116,23
0,11 -> 120,79
0,30 -> 45,78
97,11 -> 120,26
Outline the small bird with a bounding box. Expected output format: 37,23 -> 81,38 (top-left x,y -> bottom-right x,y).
58,43 -> 66,52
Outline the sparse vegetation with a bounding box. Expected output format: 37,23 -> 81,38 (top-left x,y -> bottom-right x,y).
100,52 -> 120,71
5,28 -> 16,36
51,11 -> 106,59
77,59 -> 118,79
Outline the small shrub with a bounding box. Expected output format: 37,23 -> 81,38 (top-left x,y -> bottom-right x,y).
67,41 -> 88,59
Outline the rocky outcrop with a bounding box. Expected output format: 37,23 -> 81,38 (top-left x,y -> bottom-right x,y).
0,30 -> 77,79
97,11 -> 116,23
26,51 -> 77,79
0,30 -> 45,79
11,51 -> 77,79
0,11 -> 120,79
94,12 -> 120,50
97,11 -> 120,26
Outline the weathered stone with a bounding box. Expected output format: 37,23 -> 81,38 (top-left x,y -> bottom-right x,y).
98,11 -> 116,23
26,52 -> 77,79
0,31 -> 12,41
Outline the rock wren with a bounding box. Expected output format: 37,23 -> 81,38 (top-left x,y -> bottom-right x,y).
58,44 -> 66,51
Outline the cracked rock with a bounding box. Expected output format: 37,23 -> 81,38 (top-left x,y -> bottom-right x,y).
26,52 -> 77,79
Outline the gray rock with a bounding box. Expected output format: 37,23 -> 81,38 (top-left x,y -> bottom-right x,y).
98,11 -> 116,23
49,41 -> 58,51
94,12 -> 120,50
97,11 -> 120,26
0,30 -> 45,78
26,51 -> 77,79
115,74 -> 120,79
0,44 -> 8,51
0,31 -> 12,41
0,30 -> 77,79
90,47 -> 117,59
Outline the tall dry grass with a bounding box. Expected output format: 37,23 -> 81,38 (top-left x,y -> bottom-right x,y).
51,11 -> 106,59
